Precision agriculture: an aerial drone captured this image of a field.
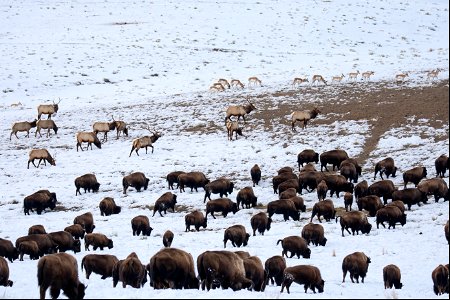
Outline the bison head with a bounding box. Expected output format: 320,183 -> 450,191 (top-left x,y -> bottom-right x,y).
92,183 -> 100,193
144,178 -> 150,190
317,279 -> 325,293
243,233 -> 250,247
232,203 -> 238,214
362,223 -> 372,234
114,206 -> 122,214
73,239 -> 81,253
145,226 -> 153,236
107,239 -> 114,249
319,237 -> 327,247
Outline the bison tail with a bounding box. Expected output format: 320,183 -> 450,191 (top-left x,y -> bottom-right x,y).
37,257 -> 46,286
276,239 -> 283,246
81,256 -> 85,272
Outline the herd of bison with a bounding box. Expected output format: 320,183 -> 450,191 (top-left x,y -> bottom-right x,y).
1,82 -> 450,299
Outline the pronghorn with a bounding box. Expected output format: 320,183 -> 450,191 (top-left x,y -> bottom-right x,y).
311,75 -> 327,86
209,82 -> 225,92
292,77 -> 309,88
248,76 -> 262,87
395,72 -> 409,83
218,79 -> 230,89
426,69 -> 440,81
361,71 -> 375,81
332,74 -> 345,83
230,79 -> 245,89
347,70 -> 360,81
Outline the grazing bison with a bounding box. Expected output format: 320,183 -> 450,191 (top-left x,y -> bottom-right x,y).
281,265 -> 325,294
391,188 -> 428,210
177,171 -> 210,193
122,172 -> 150,194
84,233 -> 113,251
316,180 -> 328,201
336,211 -> 372,237
267,199 -> 300,221
0,257 -> 13,287
297,149 -> 319,169
15,234 -> 58,258
73,212 -> 95,234
166,171 -> 186,190
301,223 -> 327,246
99,197 -> 121,216
357,195 -> 384,217
196,250 -> 253,291
383,264 -> 403,289
435,154 -> 449,178
74,173 -> 100,196
37,252 -> 86,300
28,224 -> 47,235
431,264 -> 449,295
23,189 -> 57,215
224,225 -> 250,248
184,210 -> 207,232
340,158 -> 362,176
0,238 -> 19,263
344,192 -> 354,211
279,187 -> 297,200
284,196 -> 306,213
386,200 -> 406,213
310,199 -> 335,223
152,192 -> 177,217
204,178 -> 234,202
367,180 -> 397,205
148,247 -> 199,289
374,157 -> 397,180
64,224 -> 86,240
112,252 -> 147,289
243,256 -> 266,292
47,231 -> 81,253
265,255 -> 286,286
81,254 -> 119,280
162,230 -> 174,248
417,178 -> 449,203
250,164 -> 261,187
319,149 -> 349,172
131,215 -> 153,236
18,240 -> 40,261
354,180 -> 369,200
375,206 -> 407,229
277,236 -> 311,259
272,172 -> 298,194
403,166 -> 427,188
323,174 -> 354,198
298,171 -> 325,193
250,212 -> 272,236
205,198 -> 238,219
278,178 -> 300,194
236,186 -> 258,209
340,161 -> 359,183
342,251 -> 371,283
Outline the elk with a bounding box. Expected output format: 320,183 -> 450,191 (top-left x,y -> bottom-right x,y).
395,72 -> 409,83
129,127 -> 162,156
76,132 -> 102,152
361,71 -> 374,81
311,74 -> 327,85
427,69 -> 440,81
248,76 -> 262,86
332,74 -> 345,83
27,149 -> 56,169
92,118 -> 116,142
292,77 -> 309,88
290,107 -> 321,131
37,98 -> 61,119
218,78 -> 230,89
225,97 -> 256,123
35,119 -> 58,138
347,70 -> 360,81
226,120 -> 243,141
112,116 -> 128,139
230,79 -> 245,89
10,119 -> 37,140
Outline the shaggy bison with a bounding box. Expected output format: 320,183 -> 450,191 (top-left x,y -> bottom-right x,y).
47,231 -> 81,253
374,157 -> 397,180
267,199 -> 300,221
375,206 -> 407,229
122,172 -> 150,194
319,149 -> 349,172
367,179 -> 397,205
204,178 -> 235,202
18,240 -> 40,261
236,186 -> 258,209
184,210 -> 207,232
152,192 -> 177,217
81,254 -> 119,280
99,197 -> 121,216
277,236 -> 311,259
243,256 -> 266,292
297,149 -> 319,169
131,215 -> 153,236
177,171 -> 210,193
84,233 -> 113,251
301,223 -> 327,246
418,178 -> 449,203
74,173 -> 100,196
391,188 -> 428,210
166,171 -> 186,190
112,252 -> 147,289
0,257 -> 13,287
310,199 -> 335,223
0,238 -> 19,263
265,255 -> 286,286
250,212 -> 272,236
250,164 -> 261,187
205,198 -> 238,219
64,224 -> 86,240
403,166 -> 427,188
15,234 -> 58,258
357,195 -> 384,217
342,251 -> 371,283
383,264 -> 403,289
28,224 -> 47,235
435,154 -> 449,178
431,264 -> 449,295
162,230 -> 174,248
336,210 -> 372,237
23,189 -> 57,215
73,212 -> 95,234
280,265 -> 325,294
223,225 -> 250,248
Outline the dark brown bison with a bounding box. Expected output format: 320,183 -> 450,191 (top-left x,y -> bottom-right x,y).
354,180 -> 369,200
184,210 -> 207,232
277,166 -> 294,174
319,149 -> 349,172
281,265 -> 325,294
344,192 -> 354,211
0,256 -> 13,287
84,233 -> 113,251
99,197 -> 121,216
298,171 -> 325,193
445,220 -> 449,244
250,212 -> 272,236
23,189 -> 57,215
323,174 -> 354,198
131,215 -> 153,236
272,171 -> 298,194
367,180 -> 397,205
265,255 -> 286,286
47,231 -> 81,253
28,224 -> 47,235
374,157 -> 397,180
432,264 -> 449,295
278,178 -> 300,194
316,180 -> 328,201
340,161 -> 359,183
0,238 -> 19,263
267,199 -> 300,221
300,163 -> 317,173
18,240 -> 40,261
435,154 -> 449,178
152,192 -> 177,217
297,149 -> 319,169
205,198 -> 239,219
81,254 -> 119,280
417,178 -> 449,203
391,188 -> 428,210
386,200 -> 406,213
196,250 -> 253,291
342,251 -> 371,283
166,171 -> 186,190
243,256 -> 266,292
15,234 -> 58,257
336,211 -> 372,237
250,164 -> 261,187
75,173 -> 100,196
236,186 -> 258,209
340,158 -> 362,176
112,252 -> 147,289
279,187 -> 297,200
37,252 -> 86,300
177,171 -> 210,193
147,247 -> 198,289
277,236 -> 311,259
310,199 -> 335,223
204,178 -> 235,202
64,224 -> 86,240
383,264 -> 403,289
285,196 -> 306,212
224,225 -> 250,248
73,212 -> 95,234
163,230 -> 174,247
301,223 -> 327,246
357,195 -> 384,217
403,166 -> 427,188
375,206 -> 407,229
122,172 -> 150,194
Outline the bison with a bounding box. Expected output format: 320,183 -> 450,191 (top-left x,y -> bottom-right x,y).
336,210 -> 372,237
64,224 -> 86,240
375,206 -> 407,229
18,240 -> 40,261
310,199 -> 335,223
432,264 -> 449,295
28,224 -> 47,235
84,233 -> 113,251
250,164 -> 261,187
23,189 -> 57,215
205,198 -> 238,219
383,264 -> 403,289
0,238 -> 19,263
162,230 -> 174,248
272,171 -> 298,194
319,149 -> 349,172
281,265 -> 325,294
417,177 -> 449,203
267,199 -> 300,221
224,225 -> 250,248
297,149 -> 319,169
0,257 -> 13,287
112,252 -> 147,289
344,192 -> 354,211
354,180 -> 369,200
316,180 -> 328,201
166,171 -> 186,190
184,210 -> 207,232
342,251 -> 371,283
357,195 -> 384,217
243,256 -> 266,292
367,179 -> 397,205
301,223 -> 327,246
122,172 -> 150,194
250,212 -> 272,236
391,188 -> 428,210
403,166 -> 427,188
15,234 -> 58,258
339,161 -> 359,183
152,192 -> 177,217
279,187 -> 297,200
277,236 -> 311,259
236,186 -> 258,209
131,215 -> 153,236
265,255 -> 286,286
73,212 -> 95,234
298,170 -> 325,193
177,171 -> 210,193
323,174 -> 354,198
81,254 -> 119,280
435,154 -> 449,178
445,220 -> 449,244
204,178 -> 234,202
98,197 -> 121,216
75,173 -> 100,196
47,231 -> 81,253
374,157 -> 397,180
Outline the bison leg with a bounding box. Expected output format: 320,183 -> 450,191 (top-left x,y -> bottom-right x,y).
50,286 -> 61,299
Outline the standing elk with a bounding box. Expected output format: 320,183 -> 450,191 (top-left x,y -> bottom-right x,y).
10,119 -> 37,140
226,120 -> 243,140
230,79 -> 245,89
92,118 -> 116,142
76,132 -> 102,152
35,119 -> 58,138
225,97 -> 256,123
291,107 -> 321,131
248,76 -> 262,86
311,75 -> 327,85
129,127 -> 161,156
37,98 -> 61,119
112,116 -> 128,139
27,149 -> 56,169
292,77 -> 309,88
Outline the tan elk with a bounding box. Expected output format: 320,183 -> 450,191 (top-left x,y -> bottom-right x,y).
292,77 -> 309,88
311,75 -> 327,85
361,71 -> 375,81
291,107 -> 321,131
76,132 -> 102,152
92,117 -> 116,142
112,116 -> 128,139
248,76 -> 262,86
226,120 -> 243,141
210,82 -> 225,92
10,119 -> 37,140
230,79 -> 245,89
35,119 -> 58,138
225,97 -> 256,123
37,98 -> 61,119
129,127 -> 162,156
28,149 -> 56,169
